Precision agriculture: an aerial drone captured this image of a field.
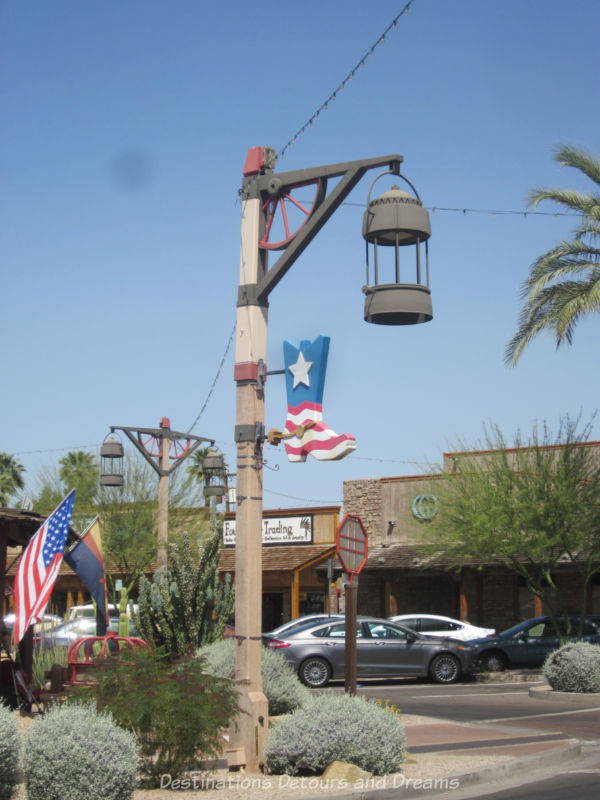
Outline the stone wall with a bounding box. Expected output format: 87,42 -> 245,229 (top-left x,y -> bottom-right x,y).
343,479 -> 383,542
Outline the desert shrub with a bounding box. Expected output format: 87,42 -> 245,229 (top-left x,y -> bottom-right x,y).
543,642 -> 600,693
81,648 -> 238,787
23,702 -> 137,800
264,692 -> 405,775
32,646 -> 68,691
0,702 -> 18,800
199,638 -> 310,716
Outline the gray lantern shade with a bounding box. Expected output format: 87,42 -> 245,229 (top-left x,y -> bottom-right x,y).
202,449 -> 226,497
362,182 -> 433,326
100,436 -> 124,487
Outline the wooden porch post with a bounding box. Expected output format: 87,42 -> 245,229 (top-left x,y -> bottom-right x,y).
291,570 -> 300,619
459,569 -> 468,620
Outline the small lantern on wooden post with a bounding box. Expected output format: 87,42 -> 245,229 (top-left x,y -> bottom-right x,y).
99,434 -> 124,487
202,449 -> 226,498
362,172 -> 432,325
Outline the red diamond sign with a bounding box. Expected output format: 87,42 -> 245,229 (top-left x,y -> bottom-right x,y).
336,514 -> 368,576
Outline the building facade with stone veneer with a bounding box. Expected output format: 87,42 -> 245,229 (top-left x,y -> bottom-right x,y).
343,445 -> 600,633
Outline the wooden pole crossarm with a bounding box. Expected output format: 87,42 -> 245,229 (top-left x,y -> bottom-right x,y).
110,425 -> 214,477
239,155 -> 403,304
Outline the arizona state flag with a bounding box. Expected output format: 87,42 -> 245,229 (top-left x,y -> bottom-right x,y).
64,517 -> 109,635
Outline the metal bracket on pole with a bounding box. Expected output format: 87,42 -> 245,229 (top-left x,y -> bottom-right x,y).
247,155 -> 403,302
234,422 -> 266,472
256,359 -> 285,392
110,425 -> 214,477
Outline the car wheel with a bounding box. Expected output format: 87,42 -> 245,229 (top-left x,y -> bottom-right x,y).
299,657 -> 331,688
429,653 -> 461,684
480,650 -> 507,672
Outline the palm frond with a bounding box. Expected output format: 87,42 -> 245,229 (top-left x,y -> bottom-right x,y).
528,188 -> 600,218
506,273 -> 600,365
508,144 -> 600,364
554,144 -> 600,187
524,241 -> 600,298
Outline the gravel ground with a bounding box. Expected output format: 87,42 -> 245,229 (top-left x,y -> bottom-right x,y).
12,713 -> 511,799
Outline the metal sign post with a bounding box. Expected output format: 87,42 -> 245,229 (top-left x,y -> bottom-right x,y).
336,514 -> 368,695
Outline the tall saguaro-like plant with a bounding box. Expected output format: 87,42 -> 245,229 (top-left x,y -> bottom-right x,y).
135,526 -> 234,658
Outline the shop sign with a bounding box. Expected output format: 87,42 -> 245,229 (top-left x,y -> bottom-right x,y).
411,494 -> 439,521
223,515 -> 313,546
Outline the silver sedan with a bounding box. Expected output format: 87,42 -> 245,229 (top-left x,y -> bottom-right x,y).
264,615 -> 477,688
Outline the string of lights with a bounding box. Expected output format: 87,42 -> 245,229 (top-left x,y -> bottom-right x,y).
14,444 -> 99,457
263,487 -> 342,505
339,200 -> 580,218
277,0 -> 416,160
426,206 -> 578,218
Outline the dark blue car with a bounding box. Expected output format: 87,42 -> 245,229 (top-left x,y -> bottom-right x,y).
469,615 -> 600,671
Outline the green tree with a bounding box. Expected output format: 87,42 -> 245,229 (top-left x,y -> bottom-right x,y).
58,449 -> 99,505
135,527 -> 234,659
97,455 -> 160,602
0,452 -> 25,506
32,462 -> 69,516
424,416 -> 600,640
506,145 -> 600,365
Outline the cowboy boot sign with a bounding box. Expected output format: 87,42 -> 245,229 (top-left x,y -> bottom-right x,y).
278,335 -> 356,462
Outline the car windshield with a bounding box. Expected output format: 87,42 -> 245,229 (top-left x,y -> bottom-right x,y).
497,617 -> 598,639
312,622 -> 364,639
496,620 -> 539,638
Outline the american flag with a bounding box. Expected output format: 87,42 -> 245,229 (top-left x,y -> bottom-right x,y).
13,490 -> 75,646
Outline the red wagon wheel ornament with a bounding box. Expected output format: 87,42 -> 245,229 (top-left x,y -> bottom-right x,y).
260,178 -> 326,250
138,433 -> 191,461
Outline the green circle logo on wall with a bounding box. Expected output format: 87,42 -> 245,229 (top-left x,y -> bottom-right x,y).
411,494 -> 439,521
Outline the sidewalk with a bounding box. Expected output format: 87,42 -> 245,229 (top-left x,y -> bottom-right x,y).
398,712 -> 582,795
129,707 -> 587,800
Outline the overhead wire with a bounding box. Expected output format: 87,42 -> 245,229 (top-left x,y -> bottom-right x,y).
186,322 -> 236,434
13,0 -> 582,505
277,0 -> 416,160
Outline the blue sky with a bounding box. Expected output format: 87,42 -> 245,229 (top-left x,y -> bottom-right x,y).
2,0 -> 599,510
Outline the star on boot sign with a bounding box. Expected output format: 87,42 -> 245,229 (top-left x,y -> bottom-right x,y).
289,352 -> 313,388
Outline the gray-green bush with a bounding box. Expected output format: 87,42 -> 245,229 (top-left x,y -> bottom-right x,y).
265,693 -> 405,775
543,642 -> 600,693
0,702 -> 18,800
23,702 -> 138,800
198,638 -> 310,716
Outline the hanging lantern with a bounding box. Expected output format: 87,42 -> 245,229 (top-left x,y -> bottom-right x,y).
202,449 -> 226,497
362,172 -> 432,325
100,434 -> 124,487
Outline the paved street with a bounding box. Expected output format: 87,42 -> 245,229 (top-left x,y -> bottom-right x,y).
430,747 -> 600,800
351,678 -> 600,798
355,678 -> 597,725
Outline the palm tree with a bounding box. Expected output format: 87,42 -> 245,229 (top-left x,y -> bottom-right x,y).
505,144 -> 600,365
0,452 -> 25,506
58,449 -> 99,505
